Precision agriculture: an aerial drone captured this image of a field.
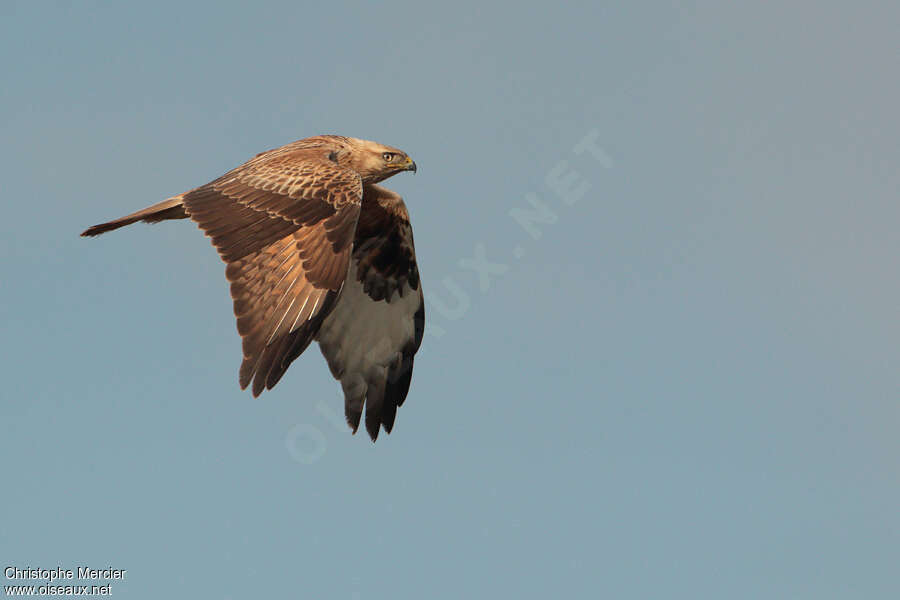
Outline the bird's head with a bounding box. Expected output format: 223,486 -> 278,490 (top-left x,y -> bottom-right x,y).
339,138 -> 417,183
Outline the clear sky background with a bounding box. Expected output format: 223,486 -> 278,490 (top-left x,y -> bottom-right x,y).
2,1 -> 898,598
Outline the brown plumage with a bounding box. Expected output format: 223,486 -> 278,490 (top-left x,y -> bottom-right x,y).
82,135 -> 424,441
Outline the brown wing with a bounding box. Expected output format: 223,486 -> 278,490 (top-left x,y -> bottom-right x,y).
316,184 -> 425,441
182,148 -> 363,396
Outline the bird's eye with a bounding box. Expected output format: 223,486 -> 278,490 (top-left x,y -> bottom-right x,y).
383,152 -> 394,162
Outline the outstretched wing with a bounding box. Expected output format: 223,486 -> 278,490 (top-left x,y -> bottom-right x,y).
316,184 -> 425,441
182,148 -> 362,396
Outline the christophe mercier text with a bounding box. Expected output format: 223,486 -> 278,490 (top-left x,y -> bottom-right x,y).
5,566 -> 126,593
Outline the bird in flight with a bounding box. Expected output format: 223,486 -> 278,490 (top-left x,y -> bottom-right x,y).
82,135 -> 424,441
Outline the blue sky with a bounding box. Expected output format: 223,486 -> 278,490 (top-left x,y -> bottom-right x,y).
2,2 -> 898,598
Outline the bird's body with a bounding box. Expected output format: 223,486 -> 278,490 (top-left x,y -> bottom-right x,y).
83,136 -> 424,441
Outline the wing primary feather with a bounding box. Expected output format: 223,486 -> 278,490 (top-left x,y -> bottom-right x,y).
286,292 -> 314,336
266,297 -> 297,346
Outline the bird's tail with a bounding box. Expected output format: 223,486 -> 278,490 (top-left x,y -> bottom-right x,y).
81,195 -> 188,237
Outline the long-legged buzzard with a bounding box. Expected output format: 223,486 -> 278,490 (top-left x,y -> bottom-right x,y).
82,135 -> 424,441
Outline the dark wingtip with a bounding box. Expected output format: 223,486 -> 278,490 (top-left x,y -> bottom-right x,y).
364,408 -> 381,442
239,366 -> 253,392
251,378 -> 265,397
345,407 -> 362,435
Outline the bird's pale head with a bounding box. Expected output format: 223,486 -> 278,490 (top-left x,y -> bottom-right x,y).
339,138 -> 417,183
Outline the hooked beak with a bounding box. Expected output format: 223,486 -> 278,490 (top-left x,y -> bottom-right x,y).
403,156 -> 417,173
